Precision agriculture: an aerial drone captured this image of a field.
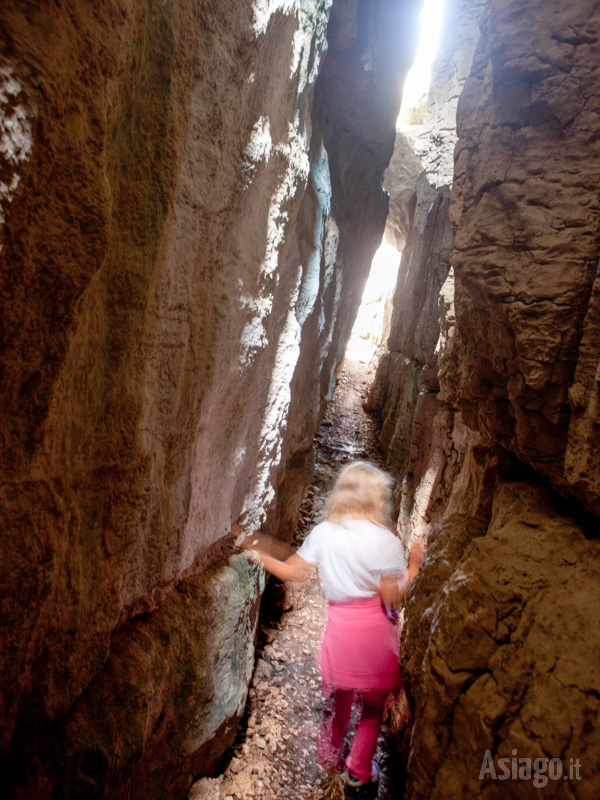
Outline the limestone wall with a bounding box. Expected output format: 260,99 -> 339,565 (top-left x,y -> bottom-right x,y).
403,478 -> 600,800
367,0 -> 486,543
373,0 -> 600,796
0,0 -> 420,796
449,0 -> 600,515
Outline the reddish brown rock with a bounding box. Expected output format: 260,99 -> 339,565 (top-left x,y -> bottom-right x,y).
449,0 -> 600,512
402,481 -> 600,800
367,0 -> 486,545
11,554 -> 264,799
370,0 -> 600,796
565,263 -> 600,512
0,0 -> 420,796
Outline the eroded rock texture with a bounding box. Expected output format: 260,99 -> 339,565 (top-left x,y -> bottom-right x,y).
367,0 -> 485,542
403,476 -> 600,800
382,129 -> 421,252
450,0 -> 600,514
0,0 -> 419,796
380,0 -> 600,797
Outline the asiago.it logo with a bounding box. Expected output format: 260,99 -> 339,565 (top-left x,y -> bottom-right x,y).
479,749 -> 582,789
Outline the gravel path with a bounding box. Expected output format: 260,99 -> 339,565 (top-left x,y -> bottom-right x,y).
189,355 -> 408,800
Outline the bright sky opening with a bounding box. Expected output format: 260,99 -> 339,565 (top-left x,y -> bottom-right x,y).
400,0 -> 446,114
347,0 -> 446,362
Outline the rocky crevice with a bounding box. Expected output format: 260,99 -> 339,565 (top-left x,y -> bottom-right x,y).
3,0 -> 600,796
367,0 -> 487,542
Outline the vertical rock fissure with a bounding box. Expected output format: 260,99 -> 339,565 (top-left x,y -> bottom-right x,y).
4,0 -> 599,797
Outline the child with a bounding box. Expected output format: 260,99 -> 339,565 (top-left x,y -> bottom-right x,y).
243,461 -> 423,798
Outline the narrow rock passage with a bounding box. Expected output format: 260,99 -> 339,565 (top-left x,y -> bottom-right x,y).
189,354 -> 406,800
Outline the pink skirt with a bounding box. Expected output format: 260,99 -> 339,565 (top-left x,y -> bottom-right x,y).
319,595 -> 402,690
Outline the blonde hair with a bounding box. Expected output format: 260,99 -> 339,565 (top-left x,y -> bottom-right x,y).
324,461 -> 394,529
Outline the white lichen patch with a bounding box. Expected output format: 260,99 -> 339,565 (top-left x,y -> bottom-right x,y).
290,0 -> 332,83
245,115 -> 273,166
189,556 -> 265,751
252,0 -> 297,37
0,64 -> 34,225
240,270 -> 303,533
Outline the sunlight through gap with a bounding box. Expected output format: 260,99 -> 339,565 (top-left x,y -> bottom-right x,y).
345,0 -> 446,364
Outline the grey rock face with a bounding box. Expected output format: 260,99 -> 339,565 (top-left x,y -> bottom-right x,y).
383,129 -> 422,252
415,0 -> 488,189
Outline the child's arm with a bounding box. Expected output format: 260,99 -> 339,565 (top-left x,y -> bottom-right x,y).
407,540 -> 425,581
241,537 -> 313,583
379,540 -> 425,607
255,552 -> 313,583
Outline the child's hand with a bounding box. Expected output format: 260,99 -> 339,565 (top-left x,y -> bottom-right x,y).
406,540 -> 425,585
379,541 -> 425,608
408,540 -> 424,569
379,574 -> 409,607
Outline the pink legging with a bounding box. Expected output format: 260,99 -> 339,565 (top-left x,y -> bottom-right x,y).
317,687 -> 389,783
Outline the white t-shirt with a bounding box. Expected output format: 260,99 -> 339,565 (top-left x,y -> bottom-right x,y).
296,517 -> 406,604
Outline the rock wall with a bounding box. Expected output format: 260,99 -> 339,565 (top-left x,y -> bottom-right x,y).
382,129 -> 421,253
0,1 -> 420,797
367,0 -> 486,543
271,0 -> 422,545
403,476 -> 600,800
370,0 -> 600,796
449,0 -> 600,516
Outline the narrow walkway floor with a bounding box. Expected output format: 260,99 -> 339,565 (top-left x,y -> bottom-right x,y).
190,354 -> 406,800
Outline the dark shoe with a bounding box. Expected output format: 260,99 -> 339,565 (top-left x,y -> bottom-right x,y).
342,771 -> 376,799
